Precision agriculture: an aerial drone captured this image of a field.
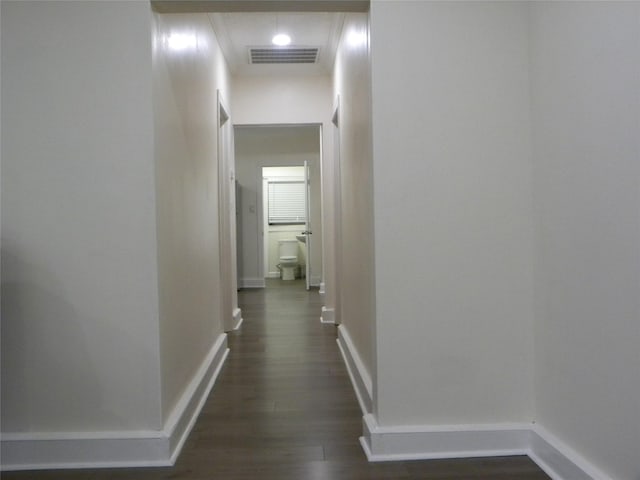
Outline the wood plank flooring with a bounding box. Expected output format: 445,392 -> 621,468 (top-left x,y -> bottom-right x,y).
3,279 -> 550,479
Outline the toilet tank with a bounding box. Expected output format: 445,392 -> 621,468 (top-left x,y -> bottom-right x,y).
278,239 -> 298,258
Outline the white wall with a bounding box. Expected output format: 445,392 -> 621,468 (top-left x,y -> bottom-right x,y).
333,12 -> 376,391
1,1 -> 162,432
370,1 -> 535,426
233,75 -> 333,126
152,12 -> 230,422
530,3 -> 640,479
235,127 -> 321,285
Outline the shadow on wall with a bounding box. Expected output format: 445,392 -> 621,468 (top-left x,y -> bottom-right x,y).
1,242 -> 107,431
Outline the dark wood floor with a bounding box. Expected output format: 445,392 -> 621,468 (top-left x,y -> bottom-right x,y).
3,279 -> 550,479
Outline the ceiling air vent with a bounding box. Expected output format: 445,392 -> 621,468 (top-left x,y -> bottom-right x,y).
249,47 -> 319,65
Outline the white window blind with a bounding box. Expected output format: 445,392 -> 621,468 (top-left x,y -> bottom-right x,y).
268,181 -> 306,224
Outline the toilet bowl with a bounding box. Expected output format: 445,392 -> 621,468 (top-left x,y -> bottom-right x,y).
278,239 -> 299,281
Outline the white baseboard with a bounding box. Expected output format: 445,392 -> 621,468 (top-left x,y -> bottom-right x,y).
361,414 -> 530,462
266,272 -> 280,279
1,334 -> 229,472
319,282 -> 325,295
164,333 -> 228,464
320,306 -> 335,324
310,275 -> 322,287
359,415 -> 601,480
232,308 -> 243,330
336,325 -> 372,414
529,425 -> 606,480
0,433 -> 173,471
239,278 -> 265,288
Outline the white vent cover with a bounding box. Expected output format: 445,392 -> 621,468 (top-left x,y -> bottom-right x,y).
249,47 -> 319,64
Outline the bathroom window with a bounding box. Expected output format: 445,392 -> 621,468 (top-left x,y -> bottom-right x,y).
267,180 -> 306,224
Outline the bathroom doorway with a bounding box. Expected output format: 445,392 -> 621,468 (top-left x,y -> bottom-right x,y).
235,124 -> 323,290
262,165 -> 309,287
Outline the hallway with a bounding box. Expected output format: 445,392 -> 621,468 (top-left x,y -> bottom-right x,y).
3,280 -> 549,480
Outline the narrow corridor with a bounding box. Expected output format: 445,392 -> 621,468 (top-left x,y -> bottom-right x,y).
3,280 -> 550,479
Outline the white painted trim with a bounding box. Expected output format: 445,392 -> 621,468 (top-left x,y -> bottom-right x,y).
361,414 -> 530,462
267,271 -> 280,279
164,333 -> 228,464
0,436 -> 173,471
239,278 -> 265,288
1,335 -> 229,472
358,415 -> 601,480
319,282 -> 325,295
320,306 -> 335,324
336,325 -> 372,414
529,425 -> 606,480
232,308 -> 243,330
310,275 -> 322,287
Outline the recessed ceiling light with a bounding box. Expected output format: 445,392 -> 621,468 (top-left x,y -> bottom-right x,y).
272,33 -> 291,46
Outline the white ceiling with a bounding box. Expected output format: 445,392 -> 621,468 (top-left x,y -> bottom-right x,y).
208,12 -> 345,76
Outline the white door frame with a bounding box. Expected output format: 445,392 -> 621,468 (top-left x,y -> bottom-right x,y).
332,98 -> 342,325
303,160 -> 312,290
236,123 -> 323,288
261,164 -> 310,282
218,91 -> 242,331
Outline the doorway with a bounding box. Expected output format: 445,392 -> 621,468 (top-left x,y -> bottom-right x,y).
262,165 -> 309,286
235,125 -> 323,290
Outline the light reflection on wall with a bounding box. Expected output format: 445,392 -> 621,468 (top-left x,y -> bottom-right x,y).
347,30 -> 367,48
165,33 -> 199,52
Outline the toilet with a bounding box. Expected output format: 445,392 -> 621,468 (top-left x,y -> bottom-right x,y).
278,239 -> 299,281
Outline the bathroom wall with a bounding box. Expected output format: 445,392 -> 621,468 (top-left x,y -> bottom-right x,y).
266,228 -> 306,277
235,125 -> 323,286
